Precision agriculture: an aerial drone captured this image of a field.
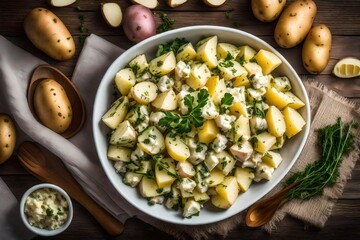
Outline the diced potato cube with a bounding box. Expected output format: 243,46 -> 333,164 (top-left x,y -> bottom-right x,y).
264,87 -> 290,110
230,101 -> 248,117
254,49 -> 282,75
270,76 -> 292,92
208,77 -> 226,104
165,134 -> 190,162
215,151 -> 237,176
193,189 -> 210,203
283,106 -> 306,138
232,75 -> 250,87
211,194 -> 231,209
107,145 -> 131,162
204,168 -> 225,187
233,115 -> 251,142
237,45 -> 257,62
217,43 -> 240,59
109,120 -> 137,147
155,158 -> 177,187
215,176 -> 239,205
262,151 -> 283,168
198,120 -> 219,144
124,172 -> 143,187
131,81 -> 158,104
176,42 -> 197,62
115,68 -> 136,96
128,54 -> 149,77
284,92 -> 305,109
149,51 -> 176,76
243,62 -> 263,76
137,126 -> 165,155
139,177 -> 163,198
102,96 -> 129,129
266,105 -> 286,137
218,59 -> 247,81
253,132 -> 277,153
234,167 -> 255,192
186,62 -> 211,90
151,89 -> 177,111
196,35 -> 218,69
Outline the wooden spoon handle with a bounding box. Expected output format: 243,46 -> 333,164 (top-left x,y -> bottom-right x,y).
17,142 -> 124,236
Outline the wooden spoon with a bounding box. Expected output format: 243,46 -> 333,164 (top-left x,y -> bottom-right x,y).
245,181 -> 300,228
17,141 -> 124,236
27,64 -> 86,139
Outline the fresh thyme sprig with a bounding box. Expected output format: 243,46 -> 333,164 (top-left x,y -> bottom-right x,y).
285,118 -> 356,200
158,89 -> 209,133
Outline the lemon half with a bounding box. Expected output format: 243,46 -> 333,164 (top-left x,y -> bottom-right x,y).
333,57 -> 360,78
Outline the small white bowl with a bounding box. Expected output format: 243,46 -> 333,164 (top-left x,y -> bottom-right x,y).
20,183 -> 73,237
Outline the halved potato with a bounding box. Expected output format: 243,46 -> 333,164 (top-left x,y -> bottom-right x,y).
101,2 -> 122,27
131,0 -> 159,9
202,0 -> 227,7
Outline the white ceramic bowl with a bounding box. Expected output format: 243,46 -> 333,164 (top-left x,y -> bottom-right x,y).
20,183 -> 73,236
93,26 -> 311,225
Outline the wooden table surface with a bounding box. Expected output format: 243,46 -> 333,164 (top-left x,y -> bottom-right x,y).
1,0 -> 360,239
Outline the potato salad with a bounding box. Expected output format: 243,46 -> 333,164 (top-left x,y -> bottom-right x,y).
102,35 -> 306,218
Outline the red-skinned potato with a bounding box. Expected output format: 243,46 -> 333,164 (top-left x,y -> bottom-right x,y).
122,5 -> 156,43
302,24 -> 332,74
24,8 -> 75,61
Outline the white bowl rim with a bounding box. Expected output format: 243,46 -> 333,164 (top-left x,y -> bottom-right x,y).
19,183 -> 74,236
93,25 -> 311,225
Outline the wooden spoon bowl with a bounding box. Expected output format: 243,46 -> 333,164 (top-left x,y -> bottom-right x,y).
27,64 -> 86,139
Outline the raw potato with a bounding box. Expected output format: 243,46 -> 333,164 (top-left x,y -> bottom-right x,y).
122,5 -> 156,43
101,2 -> 123,27
47,0 -> 76,7
202,0 -> 226,7
33,79 -> 72,133
167,0 -> 188,8
333,57 -> 360,78
0,114 -> 16,164
131,0 -> 159,9
302,24 -> 332,74
24,8 -> 75,60
251,0 -> 286,22
274,0 -> 317,48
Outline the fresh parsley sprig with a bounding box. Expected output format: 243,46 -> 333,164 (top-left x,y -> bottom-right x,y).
157,12 -> 175,33
219,93 -> 234,114
158,89 -> 209,133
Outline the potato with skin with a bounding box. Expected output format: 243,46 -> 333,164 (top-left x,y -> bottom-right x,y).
302,24 -> 332,74
122,5 -> 156,43
24,8 -> 75,61
34,79 -> 72,133
0,114 -> 16,164
274,0 -> 317,48
251,0 -> 286,22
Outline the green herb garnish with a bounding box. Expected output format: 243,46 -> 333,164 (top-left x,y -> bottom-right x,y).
158,89 -> 209,133
157,12 -> 175,33
285,118 -> 356,200
156,38 -> 189,57
219,93 -> 234,114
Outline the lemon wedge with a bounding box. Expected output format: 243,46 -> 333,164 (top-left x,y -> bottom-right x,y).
333,57 -> 360,78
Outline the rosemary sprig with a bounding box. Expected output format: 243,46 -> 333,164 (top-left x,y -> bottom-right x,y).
285,118 -> 356,200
